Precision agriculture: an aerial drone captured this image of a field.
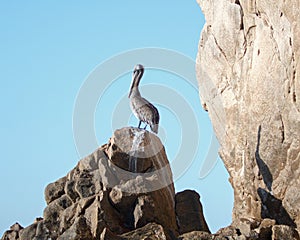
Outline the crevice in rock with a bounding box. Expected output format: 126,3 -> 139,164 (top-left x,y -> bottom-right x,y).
269,24 -> 282,63
293,91 -> 297,103
239,24 -> 255,66
102,145 -> 110,159
240,13 -> 244,30
235,0 -> 244,30
107,189 -> 135,229
212,34 -> 228,62
243,25 -> 256,56
78,196 -> 96,216
107,190 -> 121,214
292,70 -> 297,103
279,115 -> 285,143
239,39 -> 247,61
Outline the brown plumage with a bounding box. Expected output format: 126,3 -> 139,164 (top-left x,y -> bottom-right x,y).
128,64 -> 159,133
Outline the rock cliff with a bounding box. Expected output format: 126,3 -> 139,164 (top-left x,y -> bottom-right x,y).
1,127 -> 210,240
196,0 -> 300,238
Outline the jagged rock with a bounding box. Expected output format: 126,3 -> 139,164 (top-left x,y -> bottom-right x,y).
175,190 -> 210,234
179,222 -> 299,240
197,0 -> 300,232
1,223 -> 23,240
100,228 -> 124,240
44,176 -> 67,204
215,225 -> 246,240
106,127 -> 170,173
178,231 -> 212,240
1,127 -> 184,240
272,225 -> 299,240
19,223 -> 38,240
235,218 -> 260,237
100,223 -> 168,240
134,195 -> 156,228
255,218 -> 275,240
57,216 -> 93,240
9,223 -> 23,232
11,220 -> 50,240
42,194 -> 73,238
121,223 -> 167,240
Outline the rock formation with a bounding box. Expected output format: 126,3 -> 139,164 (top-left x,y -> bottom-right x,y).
2,1 -> 300,239
3,129 -> 298,240
1,127 -> 210,240
196,0 -> 300,238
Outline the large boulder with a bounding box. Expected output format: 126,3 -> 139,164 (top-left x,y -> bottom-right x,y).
175,190 -> 210,234
1,128 -> 176,239
196,0 -> 300,233
1,127 -> 211,240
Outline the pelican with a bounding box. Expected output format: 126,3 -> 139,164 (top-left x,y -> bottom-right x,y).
128,64 -> 159,133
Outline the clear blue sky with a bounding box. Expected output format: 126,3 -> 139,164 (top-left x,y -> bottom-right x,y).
0,1 -> 233,235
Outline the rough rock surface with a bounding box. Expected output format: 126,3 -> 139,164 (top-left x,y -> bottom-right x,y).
1,127 -> 210,240
175,190 -> 210,234
196,0 -> 300,236
178,220 -> 299,240
3,129 -> 297,240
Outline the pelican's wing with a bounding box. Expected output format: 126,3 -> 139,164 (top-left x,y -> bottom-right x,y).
136,97 -> 160,125
150,103 -> 159,124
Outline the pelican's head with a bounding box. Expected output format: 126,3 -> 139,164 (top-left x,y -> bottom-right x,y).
133,64 -> 144,81
133,64 -> 144,72
129,64 -> 144,98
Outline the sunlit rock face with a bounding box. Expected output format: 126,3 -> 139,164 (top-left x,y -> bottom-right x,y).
196,0 -> 300,231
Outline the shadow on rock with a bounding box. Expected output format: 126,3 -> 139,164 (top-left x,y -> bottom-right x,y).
255,125 -> 273,192
256,125 -> 296,228
257,188 -> 296,228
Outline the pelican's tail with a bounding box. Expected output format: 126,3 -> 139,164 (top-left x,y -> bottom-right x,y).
150,123 -> 159,134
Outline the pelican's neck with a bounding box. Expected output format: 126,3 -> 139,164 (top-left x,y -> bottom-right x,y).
129,86 -> 141,98
129,70 -> 143,98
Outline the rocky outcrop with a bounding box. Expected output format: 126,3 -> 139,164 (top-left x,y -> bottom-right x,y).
4,219 -> 299,240
1,127 -> 210,240
179,221 -> 299,239
3,128 -> 297,240
175,190 -> 210,235
197,0 -> 300,237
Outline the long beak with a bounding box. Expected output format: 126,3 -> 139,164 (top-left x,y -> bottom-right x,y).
128,71 -> 138,98
128,84 -> 134,98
